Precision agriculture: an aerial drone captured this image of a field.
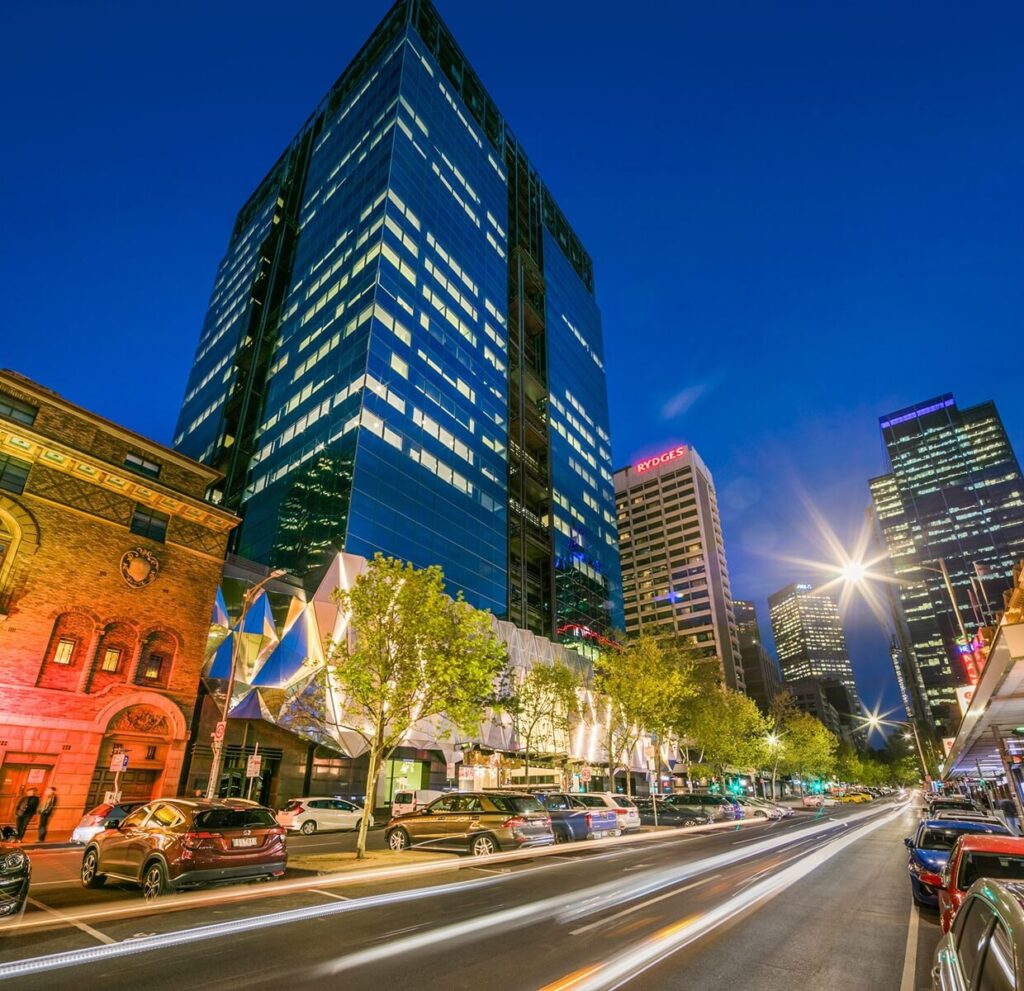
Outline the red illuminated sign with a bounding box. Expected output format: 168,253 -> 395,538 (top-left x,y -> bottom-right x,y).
635,445 -> 687,473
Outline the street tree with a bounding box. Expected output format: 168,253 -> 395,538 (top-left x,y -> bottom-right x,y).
501,659 -> 582,788
326,555 -> 506,858
776,712 -> 838,794
675,686 -> 769,792
595,635 -> 696,796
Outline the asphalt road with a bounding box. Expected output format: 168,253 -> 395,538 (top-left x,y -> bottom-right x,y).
1,798 -> 938,990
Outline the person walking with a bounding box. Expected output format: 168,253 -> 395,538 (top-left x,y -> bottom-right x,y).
14,788 -> 40,841
998,795 -> 1021,835
37,787 -> 58,842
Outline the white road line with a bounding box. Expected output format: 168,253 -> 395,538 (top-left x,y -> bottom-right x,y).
26,898 -> 115,946
467,866 -> 509,876
570,874 -> 722,935
900,901 -> 920,991
311,889 -> 351,901
28,880 -> 78,888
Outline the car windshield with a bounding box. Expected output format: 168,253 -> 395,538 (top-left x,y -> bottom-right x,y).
194,808 -> 276,830
487,795 -> 545,814
959,854 -> 1024,888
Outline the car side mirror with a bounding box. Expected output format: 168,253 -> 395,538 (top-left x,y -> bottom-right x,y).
904,837 -> 912,848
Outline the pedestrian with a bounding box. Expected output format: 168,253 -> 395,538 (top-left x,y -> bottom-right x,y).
14,788 -> 40,841
37,787 -> 57,842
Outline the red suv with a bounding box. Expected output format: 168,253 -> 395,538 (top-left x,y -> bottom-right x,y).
80,799 -> 287,898
936,834 -> 1024,932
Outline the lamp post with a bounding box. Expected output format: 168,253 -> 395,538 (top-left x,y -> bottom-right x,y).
205,569 -> 286,800
765,732 -> 782,801
910,558 -> 971,649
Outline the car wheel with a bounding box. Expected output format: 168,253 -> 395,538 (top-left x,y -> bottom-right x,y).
300,820 -> 317,835
553,827 -> 571,844
756,810 -> 769,819
388,828 -> 410,852
81,848 -> 106,889
142,860 -> 168,900
470,834 -> 498,857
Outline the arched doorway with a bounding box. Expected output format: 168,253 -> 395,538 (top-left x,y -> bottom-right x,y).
86,704 -> 176,808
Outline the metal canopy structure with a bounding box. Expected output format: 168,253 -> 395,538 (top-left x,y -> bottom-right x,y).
944,607 -> 1024,780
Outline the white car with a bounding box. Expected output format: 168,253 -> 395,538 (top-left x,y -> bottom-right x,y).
276,797 -> 374,835
572,793 -> 642,832
802,794 -> 838,808
738,797 -> 789,819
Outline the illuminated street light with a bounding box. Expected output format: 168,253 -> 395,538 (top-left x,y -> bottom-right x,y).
840,561 -> 867,584
861,711 -> 928,778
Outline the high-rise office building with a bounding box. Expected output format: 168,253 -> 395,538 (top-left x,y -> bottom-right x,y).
615,445 -> 744,690
734,599 -> 782,713
869,394 -> 1024,728
173,0 -> 622,642
768,582 -> 862,708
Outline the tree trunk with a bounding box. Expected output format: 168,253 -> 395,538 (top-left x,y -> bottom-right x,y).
625,766 -> 631,797
356,720 -> 385,860
771,762 -> 778,802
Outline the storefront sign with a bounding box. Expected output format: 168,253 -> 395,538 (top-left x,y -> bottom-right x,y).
635,445 -> 687,473
580,766 -> 592,783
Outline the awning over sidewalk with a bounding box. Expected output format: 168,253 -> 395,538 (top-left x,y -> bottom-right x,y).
944,622 -> 1024,778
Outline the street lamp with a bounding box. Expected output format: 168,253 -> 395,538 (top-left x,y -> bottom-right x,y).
905,559 -> 971,649
205,568 -> 287,799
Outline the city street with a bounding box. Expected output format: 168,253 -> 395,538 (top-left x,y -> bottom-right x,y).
1,797 -> 940,990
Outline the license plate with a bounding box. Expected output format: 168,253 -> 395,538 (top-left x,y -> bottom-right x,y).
591,830 -> 611,839
232,837 -> 259,848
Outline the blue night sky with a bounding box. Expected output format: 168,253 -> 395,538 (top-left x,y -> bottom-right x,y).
4,2 -> 1022,715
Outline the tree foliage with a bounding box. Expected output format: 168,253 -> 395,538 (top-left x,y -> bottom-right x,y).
500,660 -> 582,786
674,685 -> 770,786
326,555 -> 505,857
775,711 -> 838,790
595,635 -> 697,795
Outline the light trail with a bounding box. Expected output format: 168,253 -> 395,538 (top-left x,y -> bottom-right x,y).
0,802 -> 904,983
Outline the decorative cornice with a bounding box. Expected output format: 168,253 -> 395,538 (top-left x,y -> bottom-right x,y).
0,427 -> 235,534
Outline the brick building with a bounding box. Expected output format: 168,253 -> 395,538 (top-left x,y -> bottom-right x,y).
0,371 -> 236,839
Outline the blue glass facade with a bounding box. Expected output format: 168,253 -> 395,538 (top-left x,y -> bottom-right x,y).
174,0 -> 620,634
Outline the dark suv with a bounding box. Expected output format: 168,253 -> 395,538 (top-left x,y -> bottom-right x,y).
80,799 -> 287,898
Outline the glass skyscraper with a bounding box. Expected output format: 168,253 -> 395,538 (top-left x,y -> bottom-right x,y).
767,582 -> 862,710
173,0 -> 622,641
869,394 -> 1024,729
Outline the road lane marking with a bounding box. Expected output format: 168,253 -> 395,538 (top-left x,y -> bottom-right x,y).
311,889 -> 351,901
26,898 -> 115,946
899,901 -> 920,991
570,875 -> 721,935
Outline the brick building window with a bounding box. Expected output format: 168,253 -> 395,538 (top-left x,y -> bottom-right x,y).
124,453 -> 161,479
100,648 -> 121,673
137,630 -> 175,687
0,394 -> 37,426
130,505 -> 169,542
142,654 -> 165,680
53,638 -> 76,665
0,454 -> 31,496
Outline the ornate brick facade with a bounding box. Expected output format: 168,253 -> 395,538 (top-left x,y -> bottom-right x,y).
0,371 -> 237,839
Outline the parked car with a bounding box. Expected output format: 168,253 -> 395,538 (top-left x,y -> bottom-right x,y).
932,878 -> 1023,990
81,799 -> 287,898
930,798 -> 981,816
384,791 -> 553,856
276,797 -> 373,835
736,797 -> 787,820
0,826 -> 30,924
803,794 -> 839,808
841,791 -> 873,804
905,818 -> 1011,907
531,793 -> 620,843
668,792 -> 741,821
932,811 -> 1004,827
572,793 -> 642,832
391,789 -> 445,818
936,835 -> 1024,932
632,797 -> 712,828
71,801 -> 147,845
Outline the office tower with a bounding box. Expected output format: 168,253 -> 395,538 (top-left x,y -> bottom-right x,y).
783,677 -> 846,743
869,394 -> 1024,728
173,0 -> 622,642
734,599 -> 782,712
615,445 -> 744,690
768,582 -> 862,708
